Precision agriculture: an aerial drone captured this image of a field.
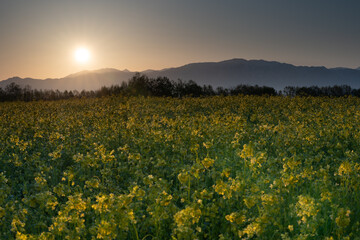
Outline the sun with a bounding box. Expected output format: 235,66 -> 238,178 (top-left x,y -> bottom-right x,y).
74,47 -> 91,63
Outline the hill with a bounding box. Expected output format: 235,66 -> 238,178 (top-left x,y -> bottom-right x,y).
146,59 -> 360,90
1,59 -> 360,91
0,69 -> 134,91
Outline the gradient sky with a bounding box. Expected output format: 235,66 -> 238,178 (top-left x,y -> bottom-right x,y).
1,0 -> 360,80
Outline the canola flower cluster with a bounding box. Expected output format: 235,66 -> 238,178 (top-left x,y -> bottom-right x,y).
1,95 -> 360,239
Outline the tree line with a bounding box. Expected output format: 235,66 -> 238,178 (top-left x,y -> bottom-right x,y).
0,73 -> 359,102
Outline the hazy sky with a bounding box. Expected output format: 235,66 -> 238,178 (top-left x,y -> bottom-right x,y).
1,0 -> 360,80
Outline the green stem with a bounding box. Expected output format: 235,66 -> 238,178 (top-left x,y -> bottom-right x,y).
188,175 -> 191,201
133,223 -> 140,240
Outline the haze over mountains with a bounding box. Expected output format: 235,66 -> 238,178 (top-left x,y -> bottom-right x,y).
1,59 -> 360,91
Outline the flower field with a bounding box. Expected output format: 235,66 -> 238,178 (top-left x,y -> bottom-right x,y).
1,95 -> 360,239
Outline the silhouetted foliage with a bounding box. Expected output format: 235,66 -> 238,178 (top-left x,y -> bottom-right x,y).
202,85 -> 216,96
230,84 -> 277,96
3,74 -> 360,102
5,82 -> 22,101
126,73 -> 152,96
283,85 -> 354,97
216,87 -> 229,96
148,76 -> 174,97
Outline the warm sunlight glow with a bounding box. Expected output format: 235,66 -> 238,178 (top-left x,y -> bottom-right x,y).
74,47 -> 91,63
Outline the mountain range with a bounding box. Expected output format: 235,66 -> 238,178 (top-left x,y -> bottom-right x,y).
1,59 -> 360,91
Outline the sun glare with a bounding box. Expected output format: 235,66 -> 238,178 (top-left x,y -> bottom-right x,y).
74,47 -> 91,63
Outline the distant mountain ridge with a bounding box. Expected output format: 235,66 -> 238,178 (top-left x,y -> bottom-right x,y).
145,59 -> 360,90
0,69 -> 134,91
1,58 -> 360,91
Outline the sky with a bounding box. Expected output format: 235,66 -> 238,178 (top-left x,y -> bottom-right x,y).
0,0 -> 360,80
